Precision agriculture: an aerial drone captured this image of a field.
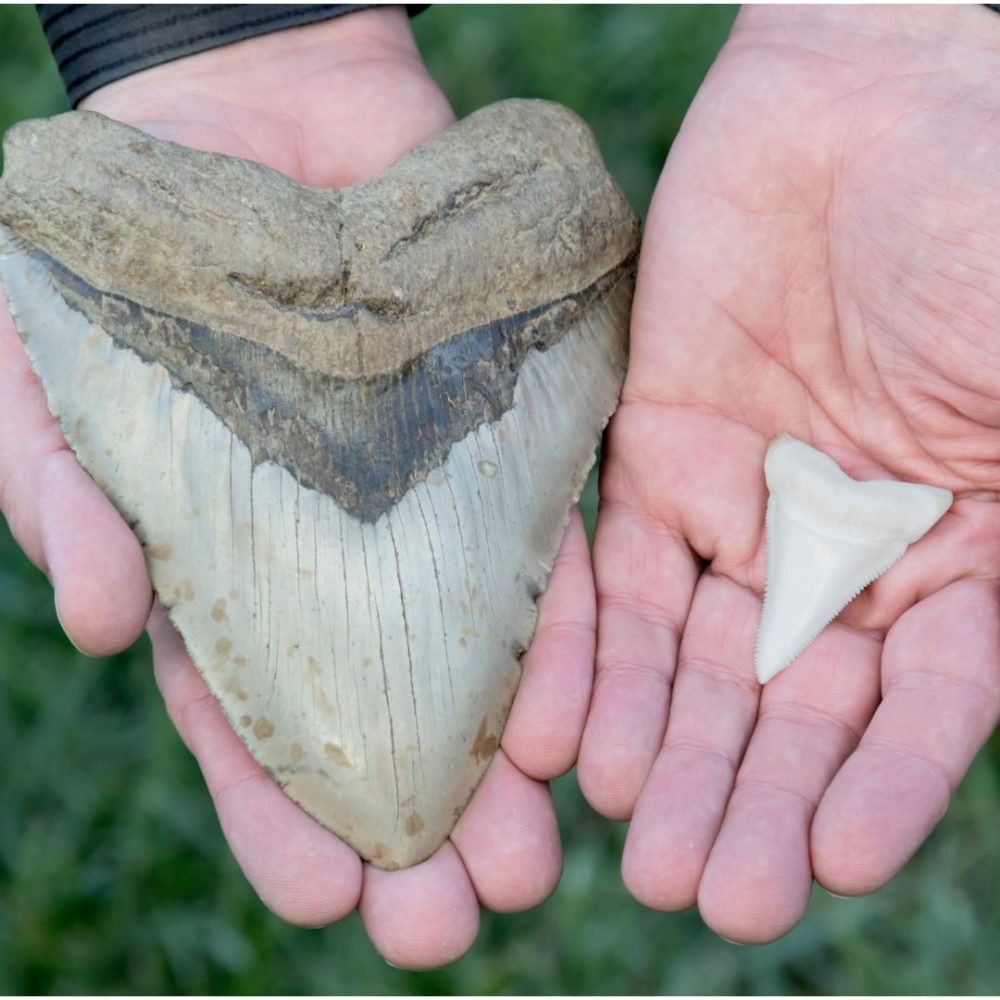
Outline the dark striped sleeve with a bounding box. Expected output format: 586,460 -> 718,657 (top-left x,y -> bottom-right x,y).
37,4 -> 371,106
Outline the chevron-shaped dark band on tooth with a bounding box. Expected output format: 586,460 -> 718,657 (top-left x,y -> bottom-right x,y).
25,242 -> 634,521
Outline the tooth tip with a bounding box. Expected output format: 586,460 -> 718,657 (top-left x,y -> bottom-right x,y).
754,659 -> 778,684
754,638 -> 797,685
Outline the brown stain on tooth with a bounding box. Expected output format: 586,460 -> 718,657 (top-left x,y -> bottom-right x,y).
470,715 -> 498,762
252,717 -> 274,740
323,742 -> 351,767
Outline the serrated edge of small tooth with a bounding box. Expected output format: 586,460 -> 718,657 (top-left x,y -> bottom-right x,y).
755,521 -> 907,684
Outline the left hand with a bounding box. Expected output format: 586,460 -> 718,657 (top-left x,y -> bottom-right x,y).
579,3 -> 1000,943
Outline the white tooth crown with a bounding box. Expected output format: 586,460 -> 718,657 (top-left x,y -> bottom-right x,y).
755,434 -> 953,684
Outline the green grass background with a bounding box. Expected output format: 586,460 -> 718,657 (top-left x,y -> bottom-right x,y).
1,4 -> 998,994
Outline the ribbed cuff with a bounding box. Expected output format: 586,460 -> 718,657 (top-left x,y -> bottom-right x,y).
38,4 -> 373,106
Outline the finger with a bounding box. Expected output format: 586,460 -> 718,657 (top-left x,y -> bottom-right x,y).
504,507 -> 594,780
621,574 -> 760,911
450,749 -> 560,912
843,497 -> 1000,632
148,602 -> 362,926
360,842 -> 480,970
0,303 -> 151,654
579,495 -> 699,819
812,578 -> 1000,896
696,620 -> 881,944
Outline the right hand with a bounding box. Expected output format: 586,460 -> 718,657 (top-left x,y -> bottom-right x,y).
580,2 -> 1000,943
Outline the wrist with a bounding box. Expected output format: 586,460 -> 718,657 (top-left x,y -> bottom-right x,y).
81,6 -> 424,121
75,6 -> 453,185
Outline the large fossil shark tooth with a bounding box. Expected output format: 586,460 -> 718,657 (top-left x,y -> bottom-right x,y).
0,100 -> 638,869
756,434 -> 953,684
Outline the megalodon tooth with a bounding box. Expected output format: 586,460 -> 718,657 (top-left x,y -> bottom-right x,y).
0,100 -> 639,869
756,434 -> 953,684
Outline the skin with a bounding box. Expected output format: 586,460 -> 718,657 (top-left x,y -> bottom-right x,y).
3,0 -> 999,964
579,4 -> 1000,943
0,7 -> 597,968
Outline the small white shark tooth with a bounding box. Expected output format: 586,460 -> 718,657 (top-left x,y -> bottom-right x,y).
756,434 -> 953,684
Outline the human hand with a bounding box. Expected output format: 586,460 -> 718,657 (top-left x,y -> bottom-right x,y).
580,3 -> 1000,943
0,7 -> 598,967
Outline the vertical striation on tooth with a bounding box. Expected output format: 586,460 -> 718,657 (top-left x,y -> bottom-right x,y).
756,434 -> 953,684
0,100 -> 639,869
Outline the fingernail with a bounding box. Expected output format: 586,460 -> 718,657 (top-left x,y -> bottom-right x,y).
823,888 -> 856,900
55,600 -> 87,655
716,934 -> 747,947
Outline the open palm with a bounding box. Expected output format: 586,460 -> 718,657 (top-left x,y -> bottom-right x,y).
0,9 -> 598,968
580,5 -> 1000,943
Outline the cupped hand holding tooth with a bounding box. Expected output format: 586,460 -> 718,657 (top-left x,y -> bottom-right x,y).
0,8 -> 600,969
580,4 -> 1000,944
